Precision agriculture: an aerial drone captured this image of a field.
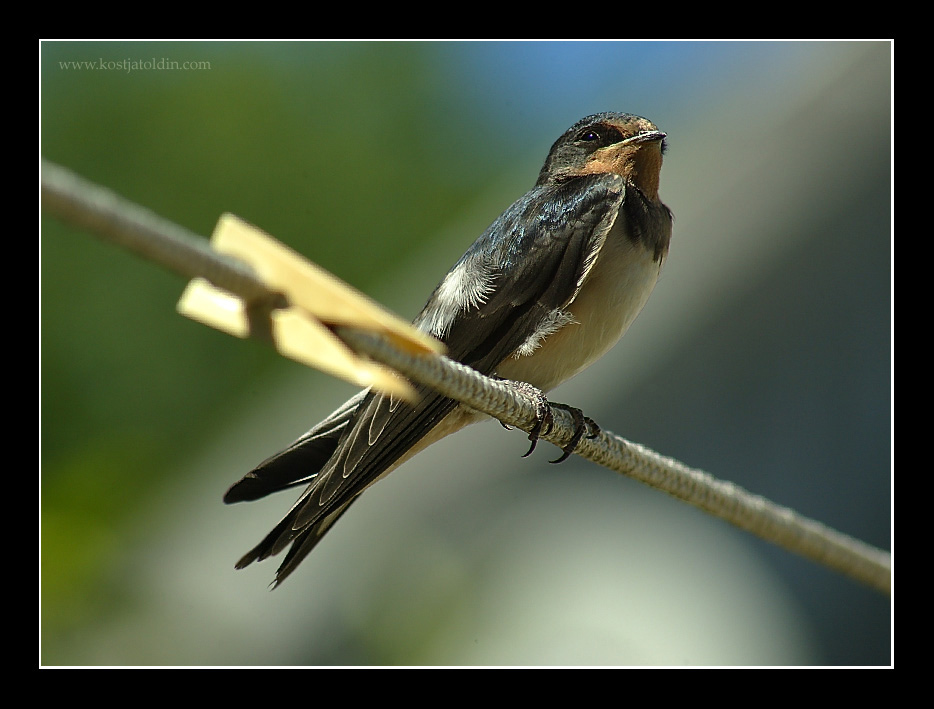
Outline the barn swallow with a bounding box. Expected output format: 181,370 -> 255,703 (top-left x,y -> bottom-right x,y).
225,112 -> 673,585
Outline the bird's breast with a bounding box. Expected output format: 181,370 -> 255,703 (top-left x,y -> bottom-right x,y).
495,217 -> 663,392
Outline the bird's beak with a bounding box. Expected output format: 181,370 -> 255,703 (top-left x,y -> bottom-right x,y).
619,130 -> 667,147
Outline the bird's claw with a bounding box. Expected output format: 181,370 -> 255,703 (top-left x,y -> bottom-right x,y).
547,403 -> 600,463
501,382 -> 597,463
504,382 -> 555,458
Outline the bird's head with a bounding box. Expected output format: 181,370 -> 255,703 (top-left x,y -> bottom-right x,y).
538,112 -> 667,199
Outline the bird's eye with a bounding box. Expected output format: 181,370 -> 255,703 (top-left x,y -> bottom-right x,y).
578,129 -> 600,142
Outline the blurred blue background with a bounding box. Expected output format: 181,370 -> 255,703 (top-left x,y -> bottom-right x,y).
40,41 -> 891,666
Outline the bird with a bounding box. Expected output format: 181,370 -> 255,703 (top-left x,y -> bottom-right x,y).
224,112 -> 673,586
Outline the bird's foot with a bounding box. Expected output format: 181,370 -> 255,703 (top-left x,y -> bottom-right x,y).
546,403 -> 600,463
511,382 -> 554,458
500,382 -> 598,463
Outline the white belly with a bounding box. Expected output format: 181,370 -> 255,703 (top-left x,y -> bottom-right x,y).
495,222 -> 662,392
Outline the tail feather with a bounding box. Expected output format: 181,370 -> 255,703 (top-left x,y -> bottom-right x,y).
271,500 -> 357,586
229,392 -> 369,579
234,495 -> 357,587
223,391 -> 366,503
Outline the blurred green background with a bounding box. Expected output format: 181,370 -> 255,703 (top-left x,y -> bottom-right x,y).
40,41 -> 891,666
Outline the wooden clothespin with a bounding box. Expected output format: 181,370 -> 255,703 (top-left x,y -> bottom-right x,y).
177,214 -> 443,400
